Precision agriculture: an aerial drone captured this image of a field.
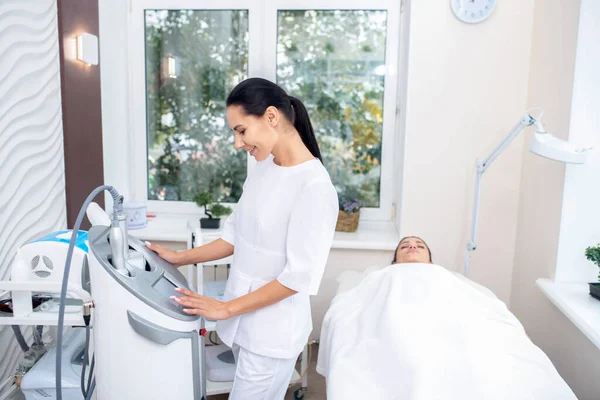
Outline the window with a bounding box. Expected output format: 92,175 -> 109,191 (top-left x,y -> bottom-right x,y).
145,10 -> 249,203
130,0 -> 400,220
277,9 -> 388,207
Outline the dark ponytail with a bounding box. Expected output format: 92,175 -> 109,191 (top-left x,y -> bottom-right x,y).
288,96 -> 322,162
226,78 -> 322,162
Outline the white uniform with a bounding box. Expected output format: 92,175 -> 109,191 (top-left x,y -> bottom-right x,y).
217,154 -> 338,399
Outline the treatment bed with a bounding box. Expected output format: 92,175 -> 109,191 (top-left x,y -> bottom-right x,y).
316,263 -> 576,400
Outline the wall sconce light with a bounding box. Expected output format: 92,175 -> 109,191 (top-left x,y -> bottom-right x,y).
76,33 -> 98,66
161,55 -> 180,79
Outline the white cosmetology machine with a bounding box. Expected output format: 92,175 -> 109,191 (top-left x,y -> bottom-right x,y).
0,185 -> 207,400
87,223 -> 205,399
0,230 -> 91,320
20,328 -> 88,400
0,231 -> 92,399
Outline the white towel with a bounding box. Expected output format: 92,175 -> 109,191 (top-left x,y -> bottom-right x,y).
317,263 -> 576,400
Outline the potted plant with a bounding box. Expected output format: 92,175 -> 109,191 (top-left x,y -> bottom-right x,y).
585,244 -> 600,300
193,191 -> 233,229
335,188 -> 364,233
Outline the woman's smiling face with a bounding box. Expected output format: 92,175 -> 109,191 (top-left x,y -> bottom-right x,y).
226,104 -> 278,162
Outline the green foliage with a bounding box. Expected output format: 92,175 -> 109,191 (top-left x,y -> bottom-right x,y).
211,204 -> 233,219
192,192 -> 214,208
193,191 -> 232,219
585,244 -> 600,281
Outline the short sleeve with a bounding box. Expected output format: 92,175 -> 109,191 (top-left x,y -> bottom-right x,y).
277,181 -> 339,295
219,176 -> 250,245
220,209 -> 236,245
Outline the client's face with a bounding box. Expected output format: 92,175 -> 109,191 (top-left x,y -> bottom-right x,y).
394,237 -> 431,264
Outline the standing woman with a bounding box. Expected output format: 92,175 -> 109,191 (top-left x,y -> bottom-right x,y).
146,77 -> 339,399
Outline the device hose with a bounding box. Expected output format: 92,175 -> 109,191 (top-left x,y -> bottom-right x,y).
10,326 -> 29,352
85,377 -> 96,400
56,185 -> 121,400
80,327 -> 90,398
34,325 -> 43,346
87,355 -> 95,396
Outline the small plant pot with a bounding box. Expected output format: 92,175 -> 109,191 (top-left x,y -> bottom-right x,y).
335,211 -> 360,233
200,218 -> 221,229
589,283 -> 600,301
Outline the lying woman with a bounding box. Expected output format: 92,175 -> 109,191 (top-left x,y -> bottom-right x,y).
392,236 -> 432,264
316,237 -> 575,400
333,236 -> 434,296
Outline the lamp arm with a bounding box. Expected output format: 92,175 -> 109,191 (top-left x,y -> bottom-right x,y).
480,114 -> 536,173
464,113 -> 536,276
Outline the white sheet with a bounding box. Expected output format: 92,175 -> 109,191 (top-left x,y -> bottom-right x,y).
335,265 -> 497,299
317,263 -> 576,400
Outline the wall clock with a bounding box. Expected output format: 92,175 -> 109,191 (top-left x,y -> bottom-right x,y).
451,0 -> 497,24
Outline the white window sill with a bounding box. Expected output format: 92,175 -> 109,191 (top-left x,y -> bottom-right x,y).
128,214 -> 399,251
536,278 -> 600,350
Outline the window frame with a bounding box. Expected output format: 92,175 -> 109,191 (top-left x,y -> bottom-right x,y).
129,0 -> 400,220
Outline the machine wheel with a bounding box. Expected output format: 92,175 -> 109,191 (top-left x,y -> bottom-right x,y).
293,388 -> 305,399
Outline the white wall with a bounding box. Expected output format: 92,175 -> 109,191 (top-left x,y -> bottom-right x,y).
555,0 -> 600,283
0,0 -> 67,394
98,0 -> 132,210
511,1 -> 600,399
399,0 -> 535,303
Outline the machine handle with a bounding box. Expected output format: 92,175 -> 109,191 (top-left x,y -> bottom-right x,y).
127,310 -> 204,400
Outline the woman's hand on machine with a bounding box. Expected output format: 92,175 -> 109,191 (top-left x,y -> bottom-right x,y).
145,241 -> 184,267
171,288 -> 232,320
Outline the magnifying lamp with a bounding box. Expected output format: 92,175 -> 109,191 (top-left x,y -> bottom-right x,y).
464,109 -> 593,276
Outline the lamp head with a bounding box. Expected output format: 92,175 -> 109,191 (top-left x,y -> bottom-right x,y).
528,115 -> 592,164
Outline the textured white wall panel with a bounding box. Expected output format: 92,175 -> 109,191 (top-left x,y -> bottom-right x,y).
0,0 -> 67,393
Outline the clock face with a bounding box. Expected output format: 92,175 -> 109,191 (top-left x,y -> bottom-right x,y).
451,0 -> 496,24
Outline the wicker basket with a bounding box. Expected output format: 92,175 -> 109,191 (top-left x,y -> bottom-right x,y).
335,210 -> 360,232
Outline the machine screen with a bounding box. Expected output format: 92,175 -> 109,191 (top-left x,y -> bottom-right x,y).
152,276 -> 179,298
